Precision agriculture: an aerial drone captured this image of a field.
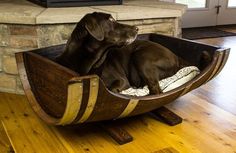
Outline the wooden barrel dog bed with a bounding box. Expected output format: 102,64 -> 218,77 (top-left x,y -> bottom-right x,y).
15,33 -> 229,126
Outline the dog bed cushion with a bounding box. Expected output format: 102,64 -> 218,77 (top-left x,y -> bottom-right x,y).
119,66 -> 200,96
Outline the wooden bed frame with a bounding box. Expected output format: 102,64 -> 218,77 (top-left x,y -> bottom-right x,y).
15,33 -> 230,144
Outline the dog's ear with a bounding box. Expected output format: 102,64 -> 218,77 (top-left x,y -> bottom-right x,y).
84,14 -> 104,41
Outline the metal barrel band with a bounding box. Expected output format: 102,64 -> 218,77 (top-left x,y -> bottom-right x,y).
76,77 -> 99,123
117,99 -> 139,119
59,80 -> 83,125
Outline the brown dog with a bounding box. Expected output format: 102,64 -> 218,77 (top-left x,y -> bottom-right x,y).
56,12 -> 190,95
56,12 -> 138,75
92,40 -> 190,94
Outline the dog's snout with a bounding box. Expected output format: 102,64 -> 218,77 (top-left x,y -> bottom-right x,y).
135,27 -> 139,32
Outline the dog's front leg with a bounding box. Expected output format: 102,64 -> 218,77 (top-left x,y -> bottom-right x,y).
138,66 -> 162,95
148,81 -> 162,95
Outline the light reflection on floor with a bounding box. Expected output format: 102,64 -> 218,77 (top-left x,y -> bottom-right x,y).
193,35 -> 236,115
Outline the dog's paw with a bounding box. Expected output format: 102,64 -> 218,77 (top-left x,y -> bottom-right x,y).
149,84 -> 162,95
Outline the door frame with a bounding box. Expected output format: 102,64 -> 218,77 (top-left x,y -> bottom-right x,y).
162,0 -> 236,28
217,0 -> 236,25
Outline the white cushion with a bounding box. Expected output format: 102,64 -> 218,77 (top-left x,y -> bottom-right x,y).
119,66 -> 200,96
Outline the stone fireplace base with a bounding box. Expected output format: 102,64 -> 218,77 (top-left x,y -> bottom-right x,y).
0,0 -> 186,94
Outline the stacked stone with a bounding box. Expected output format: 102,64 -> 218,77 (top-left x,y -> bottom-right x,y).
120,18 -> 180,37
0,24 -> 75,94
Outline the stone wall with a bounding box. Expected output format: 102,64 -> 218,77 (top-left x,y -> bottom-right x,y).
120,18 -> 181,37
0,18 -> 180,94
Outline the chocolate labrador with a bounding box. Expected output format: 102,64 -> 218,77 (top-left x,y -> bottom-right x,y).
56,12 -> 138,75
56,12 -> 195,95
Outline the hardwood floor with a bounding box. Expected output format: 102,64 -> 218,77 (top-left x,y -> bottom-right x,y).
1,27 -> 236,153
0,122 -> 12,153
196,30 -> 236,116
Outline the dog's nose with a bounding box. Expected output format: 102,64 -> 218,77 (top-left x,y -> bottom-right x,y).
135,27 -> 139,31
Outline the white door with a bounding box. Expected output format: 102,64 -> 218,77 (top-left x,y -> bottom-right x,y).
173,0 -> 236,28
176,0 -> 219,28
217,0 -> 236,25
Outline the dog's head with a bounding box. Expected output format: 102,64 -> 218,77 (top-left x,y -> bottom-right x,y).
78,12 -> 138,46
57,12 -> 138,75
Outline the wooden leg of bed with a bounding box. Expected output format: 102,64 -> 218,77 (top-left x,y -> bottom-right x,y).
151,107 -> 182,126
99,122 -> 133,145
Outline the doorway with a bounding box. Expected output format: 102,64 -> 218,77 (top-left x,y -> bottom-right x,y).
175,0 -> 236,28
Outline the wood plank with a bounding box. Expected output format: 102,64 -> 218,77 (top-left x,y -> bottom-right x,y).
156,147 -> 179,153
0,92 -> 69,153
49,115 -> 187,153
50,125 -> 121,153
166,94 -> 236,153
99,122 -> 133,145
151,107 -> 182,126
129,115 -> 201,153
0,122 -> 13,153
